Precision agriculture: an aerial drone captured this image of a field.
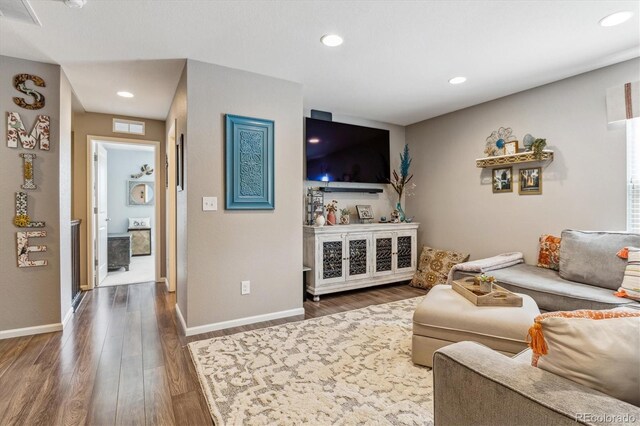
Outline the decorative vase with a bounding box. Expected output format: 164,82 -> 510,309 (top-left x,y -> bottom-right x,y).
315,214 -> 326,227
327,211 -> 336,225
480,281 -> 493,293
395,201 -> 406,222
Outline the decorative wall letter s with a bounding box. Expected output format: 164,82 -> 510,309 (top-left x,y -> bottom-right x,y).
7,112 -> 50,150
13,74 -> 46,110
17,231 -> 48,267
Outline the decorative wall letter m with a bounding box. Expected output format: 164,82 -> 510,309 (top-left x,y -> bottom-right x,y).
7,112 -> 50,150
225,114 -> 274,210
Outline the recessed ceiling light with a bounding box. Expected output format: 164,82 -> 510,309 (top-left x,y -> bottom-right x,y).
64,0 -> 87,8
308,138 -> 320,144
321,34 -> 343,47
448,76 -> 467,85
117,91 -> 134,98
599,11 -> 633,27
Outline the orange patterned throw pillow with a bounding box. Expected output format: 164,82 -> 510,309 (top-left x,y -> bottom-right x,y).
537,234 -> 561,270
410,246 -> 469,289
527,309 -> 640,405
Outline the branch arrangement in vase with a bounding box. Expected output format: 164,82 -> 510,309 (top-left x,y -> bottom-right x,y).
389,144 -> 416,221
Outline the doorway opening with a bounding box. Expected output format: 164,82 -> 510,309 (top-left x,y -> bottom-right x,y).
87,136 -> 162,288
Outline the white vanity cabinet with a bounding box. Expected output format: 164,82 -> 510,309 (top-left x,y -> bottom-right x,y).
303,223 -> 419,301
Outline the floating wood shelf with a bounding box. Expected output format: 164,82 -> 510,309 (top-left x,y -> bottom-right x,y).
476,150 -> 554,168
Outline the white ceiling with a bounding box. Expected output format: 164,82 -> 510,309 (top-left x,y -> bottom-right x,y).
1,0 -> 638,125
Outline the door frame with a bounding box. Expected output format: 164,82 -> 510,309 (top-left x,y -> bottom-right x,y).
86,135 -> 162,290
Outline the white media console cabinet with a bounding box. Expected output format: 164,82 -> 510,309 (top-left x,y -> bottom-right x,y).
303,223 -> 419,301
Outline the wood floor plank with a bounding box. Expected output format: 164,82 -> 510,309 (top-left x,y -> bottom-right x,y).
171,390 -> 213,426
144,366 -> 177,426
116,355 -> 145,426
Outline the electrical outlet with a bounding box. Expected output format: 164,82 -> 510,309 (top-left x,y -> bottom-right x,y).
241,280 -> 250,295
203,196 -> 217,211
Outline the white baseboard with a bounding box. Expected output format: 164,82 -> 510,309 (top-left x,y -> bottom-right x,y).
175,303 -> 187,335
0,322 -> 63,340
61,307 -> 74,329
180,307 -> 305,337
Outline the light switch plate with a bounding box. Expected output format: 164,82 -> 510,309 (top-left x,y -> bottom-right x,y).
203,196 -> 217,211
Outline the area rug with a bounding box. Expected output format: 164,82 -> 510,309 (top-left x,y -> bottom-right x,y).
188,297 -> 433,425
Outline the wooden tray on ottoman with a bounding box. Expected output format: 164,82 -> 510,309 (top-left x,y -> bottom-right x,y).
452,277 -> 523,307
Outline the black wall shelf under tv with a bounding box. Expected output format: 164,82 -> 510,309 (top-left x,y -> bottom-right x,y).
319,187 -> 384,194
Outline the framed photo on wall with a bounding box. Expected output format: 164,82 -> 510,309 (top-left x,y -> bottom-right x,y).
176,134 -> 184,192
519,167 -> 542,195
493,167 -> 513,193
504,141 -> 519,155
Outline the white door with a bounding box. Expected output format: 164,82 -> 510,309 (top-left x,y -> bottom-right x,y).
345,233 -> 371,281
372,232 -> 395,277
394,230 -> 417,274
96,144 -> 109,285
316,235 -> 346,285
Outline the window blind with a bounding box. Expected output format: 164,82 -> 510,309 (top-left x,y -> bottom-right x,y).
628,117 -> 640,233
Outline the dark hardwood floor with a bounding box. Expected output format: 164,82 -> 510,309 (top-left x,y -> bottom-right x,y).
0,281 -> 426,425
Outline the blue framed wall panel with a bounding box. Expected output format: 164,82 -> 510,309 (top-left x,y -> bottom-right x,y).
225,114 -> 275,210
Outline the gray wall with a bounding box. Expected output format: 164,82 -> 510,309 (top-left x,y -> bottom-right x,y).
166,64 -> 188,319
303,112 -> 406,223
0,56 -> 64,331
184,59 -> 304,328
59,70 -> 73,322
406,58 -> 640,263
105,147 -> 155,234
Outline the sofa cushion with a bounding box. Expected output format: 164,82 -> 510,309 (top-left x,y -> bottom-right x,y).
453,264 -> 640,312
559,230 -> 640,290
530,309 -> 640,406
410,246 -> 469,289
537,234 -> 561,271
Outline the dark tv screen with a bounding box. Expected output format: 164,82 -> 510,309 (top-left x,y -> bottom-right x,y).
305,118 -> 390,183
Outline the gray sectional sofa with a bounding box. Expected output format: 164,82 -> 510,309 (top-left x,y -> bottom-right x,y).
433,342 -> 640,426
453,229 -> 640,311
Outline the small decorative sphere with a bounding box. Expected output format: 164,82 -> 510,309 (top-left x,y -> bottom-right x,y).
496,138 -> 505,149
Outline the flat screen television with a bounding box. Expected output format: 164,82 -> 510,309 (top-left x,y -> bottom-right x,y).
305,118 -> 390,183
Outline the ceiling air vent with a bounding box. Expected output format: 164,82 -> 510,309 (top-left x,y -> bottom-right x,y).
0,0 -> 41,26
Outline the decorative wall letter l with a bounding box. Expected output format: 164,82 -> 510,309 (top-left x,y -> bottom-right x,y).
14,192 -> 45,228
13,74 -> 46,110
7,112 -> 50,150
17,231 -> 48,267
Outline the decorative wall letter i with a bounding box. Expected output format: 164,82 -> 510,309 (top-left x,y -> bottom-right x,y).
20,153 -> 37,189
13,74 -> 46,110
17,231 -> 48,267
14,192 -> 45,228
7,112 -> 50,150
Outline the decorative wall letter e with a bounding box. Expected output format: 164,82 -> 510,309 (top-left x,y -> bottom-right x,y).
13,74 -> 46,110
7,112 -> 50,150
17,231 -> 48,267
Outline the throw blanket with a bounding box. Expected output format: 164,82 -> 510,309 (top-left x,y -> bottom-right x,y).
447,252 -> 524,284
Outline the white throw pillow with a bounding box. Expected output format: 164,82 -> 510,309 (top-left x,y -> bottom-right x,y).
128,217 -> 150,229
531,310 -> 640,406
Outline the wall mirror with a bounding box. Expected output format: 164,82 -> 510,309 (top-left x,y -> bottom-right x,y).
128,181 -> 155,206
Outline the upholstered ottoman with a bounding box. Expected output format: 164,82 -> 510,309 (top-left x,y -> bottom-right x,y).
412,285 -> 540,367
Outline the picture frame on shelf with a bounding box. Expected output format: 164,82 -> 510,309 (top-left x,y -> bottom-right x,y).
493,167 -> 513,193
356,205 -> 374,220
519,167 -> 542,195
504,141 -> 519,155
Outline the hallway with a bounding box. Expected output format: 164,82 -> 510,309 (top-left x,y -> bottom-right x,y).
0,283 -> 211,425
